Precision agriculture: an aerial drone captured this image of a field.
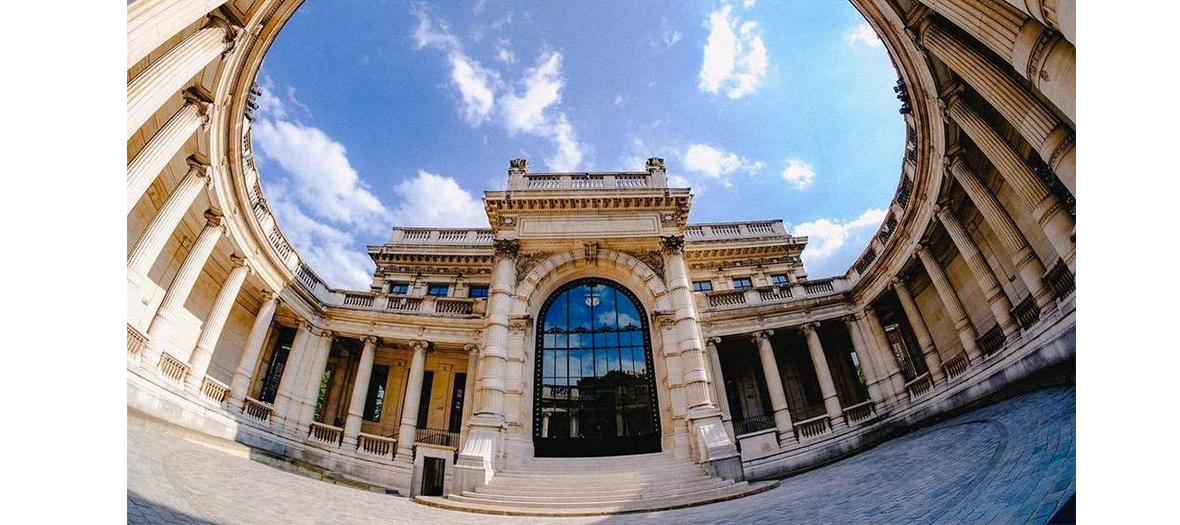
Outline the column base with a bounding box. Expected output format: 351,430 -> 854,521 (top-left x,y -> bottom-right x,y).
453,417 -> 504,493
686,409 -> 743,482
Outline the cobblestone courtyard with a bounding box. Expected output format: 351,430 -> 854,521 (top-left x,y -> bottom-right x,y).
128,387 -> 1075,524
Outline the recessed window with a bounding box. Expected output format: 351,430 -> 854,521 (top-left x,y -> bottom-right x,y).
692,280 -> 713,292
388,282 -> 409,295
468,285 -> 489,298
732,277 -> 753,290
362,365 -> 389,421
427,284 -> 449,297
770,274 -> 789,285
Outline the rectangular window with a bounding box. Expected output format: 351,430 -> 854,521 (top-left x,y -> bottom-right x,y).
468,285 -> 489,298
258,327 -> 296,404
362,365 -> 390,421
416,371 -> 435,428
448,373 -> 467,432
770,274 -> 789,285
388,282 -> 409,295
692,280 -> 713,292
426,284 -> 449,297
732,277 -> 753,290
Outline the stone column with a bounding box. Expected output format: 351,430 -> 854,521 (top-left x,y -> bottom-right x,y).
800,323 -> 845,430
949,158 -> 1055,309
228,291 -> 277,409
997,0 -> 1074,44
936,205 -> 1019,338
752,330 -> 794,443
343,336 -> 378,449
455,240 -> 517,491
662,236 -> 741,479
918,0 -> 1074,122
945,98 -> 1075,271
921,22 -> 1076,196
917,246 -> 982,363
127,92 -> 210,214
891,279 -> 945,384
141,210 -> 224,368
842,315 -> 884,404
395,340 -> 429,462
273,321 -> 312,431
705,337 -> 736,441
185,254 -> 249,391
127,17 -> 235,139
862,308 -> 908,403
127,158 -> 210,276
296,330 -> 335,431
127,0 -> 229,68
458,345 -> 479,450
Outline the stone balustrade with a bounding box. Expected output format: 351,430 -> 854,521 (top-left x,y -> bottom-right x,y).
1013,296 -> 1041,329
387,228 -> 495,245
158,353 -> 189,385
702,278 -> 849,312
842,400 -> 877,426
386,296 -> 424,312
127,324 -> 148,359
510,172 -> 654,191
200,376 -> 230,405
308,422 -> 344,446
943,353 -> 971,381
356,433 -> 397,459
794,415 -> 832,440
905,372 -> 934,400
977,325 -> 1007,358
1045,260 -> 1075,299
684,220 -> 796,242
242,397 -> 274,424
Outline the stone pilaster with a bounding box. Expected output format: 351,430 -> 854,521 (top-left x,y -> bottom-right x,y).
949,158 -> 1055,308
800,323 -> 845,430
917,245 -> 982,363
127,157 -> 210,276
945,99 -> 1075,272
752,330 -> 794,444
228,291 -> 277,409
127,91 -> 210,213
705,337 -> 736,441
922,22 -> 1076,196
185,254 -> 249,391
662,236 -> 741,479
890,279 -> 945,384
936,205 -> 1019,338
295,330 -> 335,433
141,210 -> 224,369
127,0 -> 230,68
342,336 -> 378,449
273,321 -> 312,432
396,340 -> 430,462
454,239 -> 516,491
842,315 -> 885,404
861,308 -> 908,405
918,0 -> 1074,122
458,345 -> 479,451
127,16 -> 235,139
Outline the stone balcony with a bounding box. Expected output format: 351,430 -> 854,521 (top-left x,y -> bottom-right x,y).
509,171 -> 659,191
697,277 -> 851,313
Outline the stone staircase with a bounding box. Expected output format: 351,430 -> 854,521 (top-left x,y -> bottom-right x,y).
414,452 -> 778,516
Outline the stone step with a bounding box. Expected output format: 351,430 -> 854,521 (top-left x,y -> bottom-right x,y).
505,461 -> 706,475
492,467 -> 709,483
414,480 -> 779,516
484,474 -> 720,492
469,479 -> 735,502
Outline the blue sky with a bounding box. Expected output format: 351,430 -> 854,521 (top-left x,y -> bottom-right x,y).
252,0 -> 904,289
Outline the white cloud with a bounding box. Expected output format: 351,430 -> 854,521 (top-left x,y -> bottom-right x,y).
389,171 -> 489,227
847,22 -> 882,48
780,159 -> 815,190
412,8 -> 500,125
495,39 -> 515,64
683,143 -> 763,180
742,0 -> 757,8
663,28 -> 683,48
699,5 -> 769,99
613,94 -> 625,106
793,209 -> 887,267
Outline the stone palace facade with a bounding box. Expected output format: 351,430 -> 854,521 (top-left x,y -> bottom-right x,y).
126,0 -> 1076,515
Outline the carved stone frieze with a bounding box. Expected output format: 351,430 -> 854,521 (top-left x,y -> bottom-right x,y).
514,251 -> 552,284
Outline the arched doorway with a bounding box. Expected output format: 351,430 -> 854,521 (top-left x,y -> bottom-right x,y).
533,278 -> 662,457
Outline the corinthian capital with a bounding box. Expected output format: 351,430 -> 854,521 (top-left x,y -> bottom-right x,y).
493,239 -> 520,258
660,235 -> 685,254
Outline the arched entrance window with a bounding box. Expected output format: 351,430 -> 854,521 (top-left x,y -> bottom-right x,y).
533,278 -> 661,457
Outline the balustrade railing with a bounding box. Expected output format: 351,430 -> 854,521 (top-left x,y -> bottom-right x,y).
434,298 -> 474,316
356,433 -> 397,458
977,325 -> 1006,358
1045,261 -> 1074,299
342,293 -> 375,308
803,280 -> 835,295
158,353 -> 189,385
905,372 -> 933,400
243,397 -> 274,423
708,290 -> 747,308
758,285 -> 792,302
734,414 -> 777,436
513,172 -> 654,190
842,401 -> 876,425
127,324 -> 148,358
308,422 -> 344,446
942,352 -> 971,381
200,376 -> 230,405
386,296 -> 423,312
793,415 -> 832,440
414,427 -> 459,449
1013,296 -> 1040,330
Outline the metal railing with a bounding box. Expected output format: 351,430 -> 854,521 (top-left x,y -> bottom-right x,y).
414,427 -> 459,449
734,414 -> 777,436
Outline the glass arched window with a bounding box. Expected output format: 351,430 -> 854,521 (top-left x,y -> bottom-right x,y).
533,278 -> 661,457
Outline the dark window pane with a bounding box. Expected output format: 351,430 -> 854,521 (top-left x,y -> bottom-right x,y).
362,365 -> 389,421
448,373 -> 466,432
692,280 -> 713,292
427,285 -> 449,297
468,286 -> 489,298
388,282 -> 409,295
733,277 -> 752,290
771,274 -> 789,285
416,371 -> 434,428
